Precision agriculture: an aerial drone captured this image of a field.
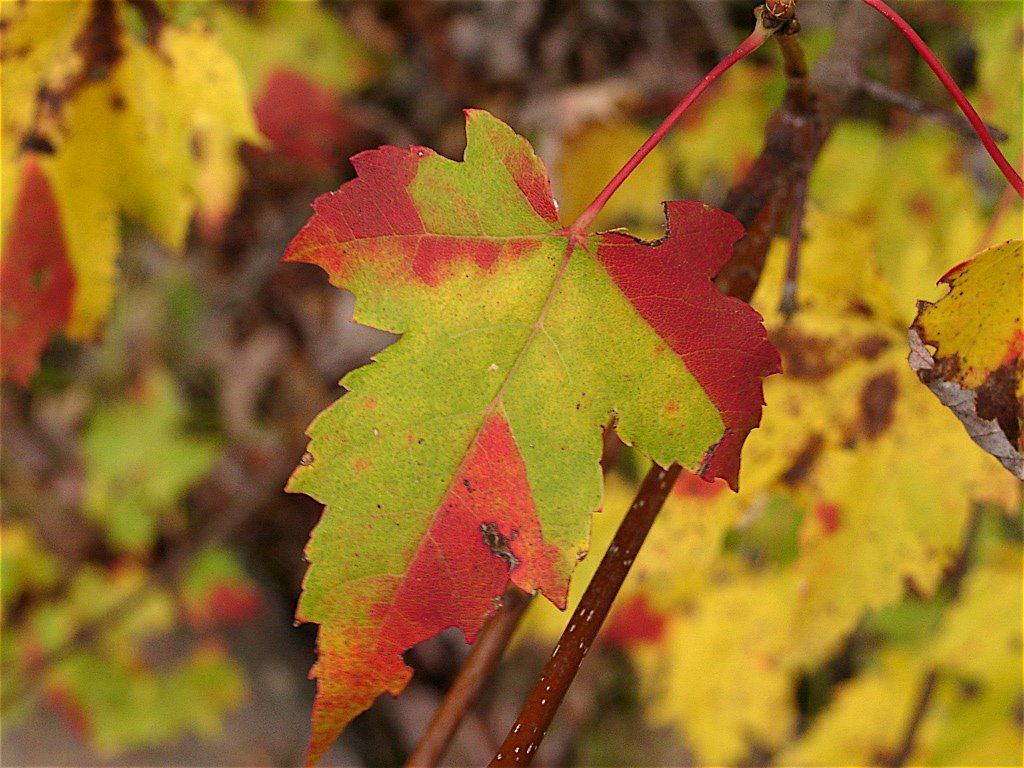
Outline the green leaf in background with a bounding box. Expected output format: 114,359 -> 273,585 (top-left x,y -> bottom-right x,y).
82,371 -> 219,553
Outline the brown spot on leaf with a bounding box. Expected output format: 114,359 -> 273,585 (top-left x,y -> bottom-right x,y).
480,522 -> 519,571
20,134 -> 55,154
975,361 -> 1021,448
856,335 -> 891,360
781,433 -> 824,485
771,326 -> 838,381
848,300 -> 874,317
76,0 -> 124,82
860,371 -> 898,439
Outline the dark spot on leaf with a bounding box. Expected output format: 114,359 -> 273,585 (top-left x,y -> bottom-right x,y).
30,268 -> 49,291
189,133 -> 203,161
109,92 -> 125,110
480,522 -> 519,572
76,0 -> 124,82
848,300 -> 873,317
859,371 -> 897,439
0,44 -> 30,62
21,134 -> 55,154
771,326 -> 838,381
37,85 -> 62,109
909,194 -> 934,220
856,335 -> 890,360
955,677 -> 982,700
975,361 -> 1020,448
462,478 -> 475,493
781,433 -> 823,485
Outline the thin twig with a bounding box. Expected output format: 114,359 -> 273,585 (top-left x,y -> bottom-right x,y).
855,77 -> 1009,142
406,426 -> 622,767
775,27 -> 813,113
405,584 -> 532,768
888,668 -> 939,767
779,171 -> 808,318
489,463 -> 682,765
886,502 -> 985,767
716,0 -> 889,301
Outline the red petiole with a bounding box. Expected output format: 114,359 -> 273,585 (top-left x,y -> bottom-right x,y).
568,9 -> 782,237
856,0 -> 1022,197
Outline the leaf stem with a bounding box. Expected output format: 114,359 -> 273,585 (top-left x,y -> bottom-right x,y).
488,463 -> 682,766
855,0 -> 1023,197
568,9 -> 781,237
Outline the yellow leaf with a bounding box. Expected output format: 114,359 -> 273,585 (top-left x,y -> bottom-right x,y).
2,1 -> 259,339
209,1 -> 380,97
0,0 -> 90,226
780,546 -> 1023,766
910,239 -> 1023,478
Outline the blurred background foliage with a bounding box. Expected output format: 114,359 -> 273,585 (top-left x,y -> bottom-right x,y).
0,1 -> 1020,765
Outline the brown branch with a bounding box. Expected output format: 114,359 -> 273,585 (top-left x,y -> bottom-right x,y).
716,0 -> 890,301
888,668 -> 939,767
406,426 -> 621,767
489,463 -> 682,766
779,171 -> 809,317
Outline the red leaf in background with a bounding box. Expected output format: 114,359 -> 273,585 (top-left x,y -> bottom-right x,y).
604,594 -> 668,647
1,157 -> 75,385
253,69 -> 352,170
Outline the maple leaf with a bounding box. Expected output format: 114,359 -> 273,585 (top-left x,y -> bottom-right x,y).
910,239 -> 1023,479
283,109 -> 779,762
0,156 -> 75,385
0,0 -> 259,346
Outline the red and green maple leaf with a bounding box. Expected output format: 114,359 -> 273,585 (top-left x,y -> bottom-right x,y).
284,109 -> 779,763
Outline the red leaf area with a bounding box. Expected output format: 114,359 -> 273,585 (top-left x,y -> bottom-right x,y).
1,157 -> 74,385
253,69 -> 352,170
598,202 -> 779,487
814,502 -> 843,534
185,582 -> 263,629
675,467 -> 729,498
284,113 -> 559,286
357,412 -> 565,641
604,594 -> 668,647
